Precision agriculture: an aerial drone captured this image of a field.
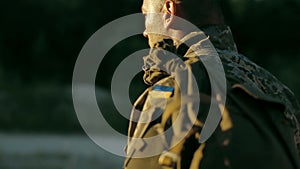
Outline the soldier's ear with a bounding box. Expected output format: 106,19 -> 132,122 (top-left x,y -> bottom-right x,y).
163,0 -> 176,29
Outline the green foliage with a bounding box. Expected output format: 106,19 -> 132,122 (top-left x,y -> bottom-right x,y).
0,0 -> 299,132
224,0 -> 300,100
0,83 -> 81,132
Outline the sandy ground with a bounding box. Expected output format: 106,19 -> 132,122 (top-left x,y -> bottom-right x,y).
0,133 -> 125,169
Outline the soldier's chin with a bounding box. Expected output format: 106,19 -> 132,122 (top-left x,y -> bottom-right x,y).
148,34 -> 169,48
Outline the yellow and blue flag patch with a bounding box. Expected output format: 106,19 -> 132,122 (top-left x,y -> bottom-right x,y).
150,85 -> 174,98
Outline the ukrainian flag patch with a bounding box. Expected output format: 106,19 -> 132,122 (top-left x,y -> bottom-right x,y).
150,85 -> 174,98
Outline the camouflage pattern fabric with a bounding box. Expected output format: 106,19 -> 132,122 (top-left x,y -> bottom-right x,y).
124,25 -> 300,169
201,25 -> 300,149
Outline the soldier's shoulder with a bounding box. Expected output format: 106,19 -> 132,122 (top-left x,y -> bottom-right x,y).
219,49 -> 300,126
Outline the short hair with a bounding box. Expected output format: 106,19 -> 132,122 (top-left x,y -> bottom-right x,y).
159,0 -> 224,26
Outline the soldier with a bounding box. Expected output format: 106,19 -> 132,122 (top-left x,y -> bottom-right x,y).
124,0 -> 300,169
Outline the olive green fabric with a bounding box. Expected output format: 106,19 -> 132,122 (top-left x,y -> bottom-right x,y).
124,25 -> 300,169
125,124 -> 165,169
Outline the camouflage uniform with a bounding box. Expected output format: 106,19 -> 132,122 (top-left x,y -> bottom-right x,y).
124,25 -> 300,169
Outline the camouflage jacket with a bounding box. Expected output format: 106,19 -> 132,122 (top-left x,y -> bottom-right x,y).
124,25 -> 300,169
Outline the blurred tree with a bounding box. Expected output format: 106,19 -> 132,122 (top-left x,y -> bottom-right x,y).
0,0 -> 299,132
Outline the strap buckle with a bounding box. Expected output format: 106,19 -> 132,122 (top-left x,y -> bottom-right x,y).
158,151 -> 178,168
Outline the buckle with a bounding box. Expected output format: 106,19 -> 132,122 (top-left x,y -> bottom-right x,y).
158,151 -> 178,168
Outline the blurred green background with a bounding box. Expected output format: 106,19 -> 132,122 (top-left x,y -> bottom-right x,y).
0,0 -> 300,168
